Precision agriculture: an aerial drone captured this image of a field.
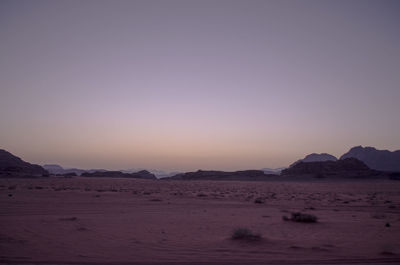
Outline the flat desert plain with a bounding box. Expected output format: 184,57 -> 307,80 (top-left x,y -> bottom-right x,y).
1,177 -> 400,264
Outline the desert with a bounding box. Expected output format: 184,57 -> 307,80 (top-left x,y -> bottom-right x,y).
1,177 -> 400,264
2,1 -> 400,264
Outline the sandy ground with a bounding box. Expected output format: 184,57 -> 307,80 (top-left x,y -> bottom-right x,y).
1,177 -> 400,264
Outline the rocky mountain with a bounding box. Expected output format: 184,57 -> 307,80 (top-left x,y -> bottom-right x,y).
0,149 -> 48,177
81,170 -> 156,179
340,146 -> 400,172
165,170 -> 274,181
281,158 -> 383,178
290,153 -> 337,168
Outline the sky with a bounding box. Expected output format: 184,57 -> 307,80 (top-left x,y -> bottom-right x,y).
1,0 -> 400,171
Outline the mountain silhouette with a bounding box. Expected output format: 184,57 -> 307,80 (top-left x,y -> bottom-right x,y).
0,149 -> 48,177
43,164 -> 106,176
281,158 -> 381,178
289,153 -> 337,168
340,146 -> 400,172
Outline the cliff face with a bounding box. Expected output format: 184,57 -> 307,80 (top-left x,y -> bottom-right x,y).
281,158 -> 381,178
340,146 -> 400,172
0,149 -> 48,177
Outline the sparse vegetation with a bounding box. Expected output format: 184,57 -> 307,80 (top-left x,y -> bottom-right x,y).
231,228 -> 262,241
283,212 -> 318,223
59,217 -> 78,221
254,197 -> 265,204
282,215 -> 290,221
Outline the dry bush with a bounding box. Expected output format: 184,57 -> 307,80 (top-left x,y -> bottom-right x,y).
283,212 -> 318,223
254,197 -> 265,204
231,228 -> 262,241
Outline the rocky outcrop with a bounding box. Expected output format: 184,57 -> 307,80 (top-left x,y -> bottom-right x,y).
166,170 -> 273,181
81,170 -> 156,179
281,158 -> 382,178
290,153 -> 337,168
340,146 -> 400,172
0,149 -> 48,177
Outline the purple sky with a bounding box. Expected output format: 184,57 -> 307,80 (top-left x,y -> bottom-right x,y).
1,0 -> 400,171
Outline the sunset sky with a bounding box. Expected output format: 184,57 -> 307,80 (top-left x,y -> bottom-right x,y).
1,0 -> 400,171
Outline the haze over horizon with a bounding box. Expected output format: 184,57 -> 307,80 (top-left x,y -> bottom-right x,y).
1,0 -> 400,172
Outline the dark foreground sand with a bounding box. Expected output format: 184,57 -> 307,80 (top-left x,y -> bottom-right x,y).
1,177 -> 400,264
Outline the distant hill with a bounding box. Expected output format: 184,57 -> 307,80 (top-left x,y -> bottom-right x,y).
290,153 -> 337,168
43,164 -> 106,176
281,158 -> 384,178
153,171 -> 182,179
165,170 -> 274,181
81,170 -> 156,180
340,146 -> 400,172
43,164 -> 70,175
121,168 -> 181,178
0,149 -> 48,177
260,168 -> 285,175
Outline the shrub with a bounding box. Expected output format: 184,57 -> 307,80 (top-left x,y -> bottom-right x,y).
231,228 -> 261,241
283,212 -> 318,223
282,215 -> 290,221
254,197 -> 265,204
